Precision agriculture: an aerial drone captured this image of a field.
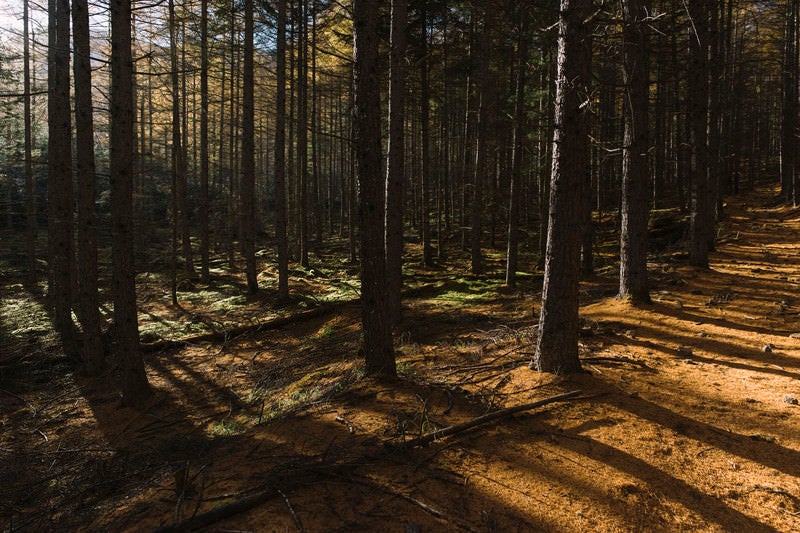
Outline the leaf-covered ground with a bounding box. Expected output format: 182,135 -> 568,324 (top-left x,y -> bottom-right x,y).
2,183 -> 800,532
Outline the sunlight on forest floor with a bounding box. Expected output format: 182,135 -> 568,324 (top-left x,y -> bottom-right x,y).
2,183 -> 800,531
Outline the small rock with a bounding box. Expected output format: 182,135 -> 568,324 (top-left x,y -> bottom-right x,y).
677,346 -> 693,357
681,358 -> 697,365
783,395 -> 799,405
789,332 -> 800,339
762,344 -> 774,353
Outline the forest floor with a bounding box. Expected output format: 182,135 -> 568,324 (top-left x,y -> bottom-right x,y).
2,182 -> 800,532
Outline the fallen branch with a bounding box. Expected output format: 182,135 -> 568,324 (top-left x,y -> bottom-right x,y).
392,390 -> 582,448
154,487 -> 279,532
141,300 -> 360,353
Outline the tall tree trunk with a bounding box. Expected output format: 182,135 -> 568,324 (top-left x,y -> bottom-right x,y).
353,0 -> 395,378
471,9 -> 492,276
298,0 -> 310,268
618,0 -> 651,303
73,0 -> 105,373
385,0 -> 407,324
420,12 -> 434,267
24,0 -> 36,285
532,0 -> 591,374
275,0 -> 290,299
48,0 -> 76,352
110,0 -> 152,407
199,0 -> 211,283
505,18 -> 527,287
538,47 -> 555,268
688,0 -> 712,267
241,0 -> 258,293
783,0 -> 799,203
169,0 -> 193,278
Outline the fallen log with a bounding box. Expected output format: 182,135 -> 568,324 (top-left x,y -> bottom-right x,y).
140,282 -> 442,353
392,390 -> 583,448
140,299 -> 360,353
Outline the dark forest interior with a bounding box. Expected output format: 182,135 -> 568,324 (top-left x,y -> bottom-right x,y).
1,0 -> 800,530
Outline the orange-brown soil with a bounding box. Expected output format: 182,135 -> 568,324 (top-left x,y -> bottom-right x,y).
2,184 -> 800,532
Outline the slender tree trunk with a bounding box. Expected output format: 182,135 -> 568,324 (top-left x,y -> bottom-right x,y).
73,0 -> 105,373
783,0 -> 799,203
110,0 -> 152,407
506,19 -> 527,287
688,0 -> 711,267
471,9 -> 492,276
24,0 -> 36,285
353,0 -> 395,378
311,1 -> 323,246
275,0 -> 290,299
199,0 -> 210,283
532,0 -> 591,374
618,0 -> 651,303
538,48 -> 555,268
169,1 -> 193,277
241,0 -> 257,293
385,0 -> 407,325
48,0 -> 76,352
298,0 -> 310,268
420,12 -> 434,267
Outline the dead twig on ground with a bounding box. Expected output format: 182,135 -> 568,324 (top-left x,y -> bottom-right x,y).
389,390 -> 582,448
277,489 -> 304,532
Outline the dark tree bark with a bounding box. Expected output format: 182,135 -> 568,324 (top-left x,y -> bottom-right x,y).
618,0 -> 651,304
170,0 -> 193,280
688,0 -> 712,267
537,47 -> 555,269
532,0 -> 592,374
505,18 -> 527,288
199,0 -> 211,284
385,0 -> 407,325
110,0 -> 153,407
47,0 -> 75,350
298,0 -> 310,268
782,0 -> 799,203
73,0 -> 105,373
353,0 -> 396,378
420,13 -> 434,268
470,9 -> 491,276
241,0 -> 258,294
275,0 -> 290,300
24,0 -> 36,284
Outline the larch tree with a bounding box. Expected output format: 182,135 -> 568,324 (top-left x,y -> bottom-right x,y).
24,0 -> 36,285
275,0 -> 290,300
419,7 -> 434,267
531,0 -> 592,374
782,0 -> 799,203
168,0 -> 193,298
47,0 -> 76,352
688,0 -> 712,268
618,0 -> 651,304
110,0 -> 153,407
353,0 -> 396,378
470,7 -> 491,276
505,16 -> 527,288
241,0 -> 258,294
199,0 -> 211,283
385,0 -> 408,325
73,0 -> 105,373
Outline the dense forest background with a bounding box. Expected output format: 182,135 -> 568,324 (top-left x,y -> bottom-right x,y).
2,0 -> 800,530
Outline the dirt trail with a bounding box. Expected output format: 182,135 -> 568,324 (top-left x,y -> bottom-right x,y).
3,183 -> 800,532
